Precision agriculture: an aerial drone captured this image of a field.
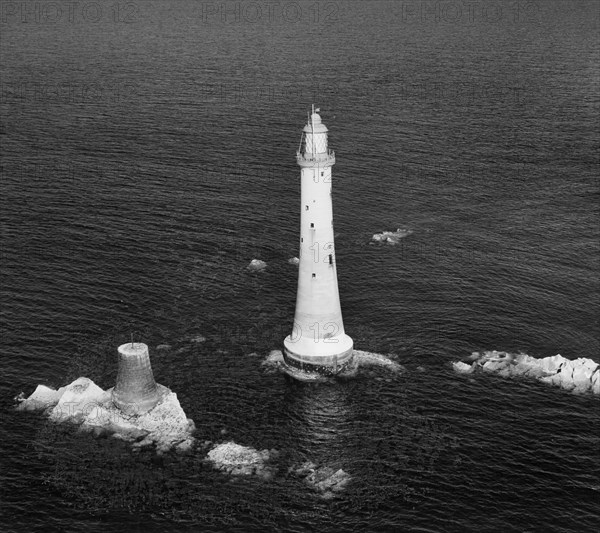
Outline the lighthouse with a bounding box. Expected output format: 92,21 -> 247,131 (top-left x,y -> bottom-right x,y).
283,106 -> 354,376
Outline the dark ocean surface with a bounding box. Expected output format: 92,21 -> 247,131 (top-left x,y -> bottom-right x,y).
1,1 -> 599,531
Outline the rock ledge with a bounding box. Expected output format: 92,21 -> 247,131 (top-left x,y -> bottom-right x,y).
292,461 -> 351,499
453,351 -> 599,394
16,377 -> 195,453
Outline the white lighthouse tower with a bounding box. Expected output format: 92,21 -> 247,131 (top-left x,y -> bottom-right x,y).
283,106 -> 354,376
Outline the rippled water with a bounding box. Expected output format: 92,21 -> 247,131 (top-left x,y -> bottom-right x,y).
1,1 -> 599,531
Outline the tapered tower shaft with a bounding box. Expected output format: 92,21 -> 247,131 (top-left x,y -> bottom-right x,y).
112,342 -> 160,415
283,107 -> 353,374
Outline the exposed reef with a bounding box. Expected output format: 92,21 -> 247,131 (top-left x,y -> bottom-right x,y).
353,349 -> 404,372
247,259 -> 267,271
453,351 -> 600,395
371,228 -> 413,245
206,442 -> 278,480
291,461 -> 352,499
16,377 -> 195,453
205,441 -> 351,499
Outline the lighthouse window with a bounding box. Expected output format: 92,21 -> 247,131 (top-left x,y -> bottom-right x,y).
310,223 -> 314,228
312,273 -> 316,278
301,237 -> 303,242
329,254 -> 333,264
305,205 -> 309,211
321,172 -> 324,177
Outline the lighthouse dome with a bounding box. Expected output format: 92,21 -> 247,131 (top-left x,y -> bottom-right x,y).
302,110 -> 329,155
302,113 -> 328,134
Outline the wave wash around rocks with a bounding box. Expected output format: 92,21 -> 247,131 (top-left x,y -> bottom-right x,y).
16,377 -> 195,453
206,442 -> 351,499
453,351 -> 600,395
262,349 -> 404,382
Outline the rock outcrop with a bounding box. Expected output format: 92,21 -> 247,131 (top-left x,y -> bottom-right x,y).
291,461 -> 351,499
371,228 -> 413,245
15,384 -> 68,412
452,361 -> 474,374
262,350 -> 286,373
16,377 -> 195,453
206,443 -> 351,498
206,442 -> 278,480
48,377 -> 110,423
247,259 -> 267,271
453,351 -> 600,394
354,350 -> 404,373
